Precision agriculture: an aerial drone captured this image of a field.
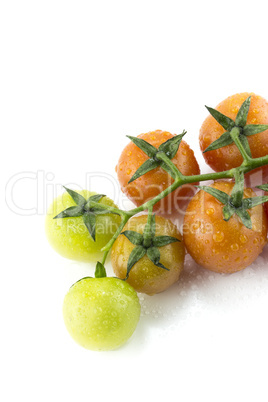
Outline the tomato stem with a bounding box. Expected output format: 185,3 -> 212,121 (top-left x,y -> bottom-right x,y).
230,170 -> 245,208
100,143 -> 268,261
101,214 -> 129,253
156,151 -> 183,179
230,127 -> 252,163
143,207 -> 154,248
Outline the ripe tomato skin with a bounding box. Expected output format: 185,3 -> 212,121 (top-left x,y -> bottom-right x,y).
63,277 -> 140,351
45,190 -> 121,262
199,93 -> 268,172
183,181 -> 268,274
111,215 -> 185,295
116,130 -> 200,215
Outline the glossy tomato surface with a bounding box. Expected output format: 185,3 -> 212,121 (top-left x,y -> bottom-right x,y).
199,93 -> 268,172
183,180 -> 267,274
116,130 -> 200,215
63,277 -> 141,351
45,190 -> 121,262
111,214 -> 185,295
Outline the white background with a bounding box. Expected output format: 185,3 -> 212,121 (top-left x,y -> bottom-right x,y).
1,1 -> 268,401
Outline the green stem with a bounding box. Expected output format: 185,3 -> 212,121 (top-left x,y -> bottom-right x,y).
230,170 -> 244,208
156,151 -> 183,179
99,142 -> 268,259
90,201 -> 127,217
230,127 -> 252,163
143,206 -> 153,248
243,153 -> 268,170
128,176 -> 183,216
101,250 -> 109,265
101,214 -> 129,252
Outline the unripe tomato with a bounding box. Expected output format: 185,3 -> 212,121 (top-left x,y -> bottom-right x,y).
111,215 -> 185,295
199,93 -> 268,172
63,277 -> 141,351
45,190 -> 121,262
116,130 -> 200,214
183,181 -> 267,274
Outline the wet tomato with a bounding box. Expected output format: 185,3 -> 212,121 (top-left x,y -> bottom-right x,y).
63,277 -> 141,351
116,130 -> 200,215
111,215 -> 185,295
199,92 -> 268,174
183,180 -> 267,274
45,190 -> 121,262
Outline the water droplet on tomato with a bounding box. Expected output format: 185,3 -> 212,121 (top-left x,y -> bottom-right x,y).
213,231 -> 224,242
231,243 -> 239,251
239,234 -> 248,244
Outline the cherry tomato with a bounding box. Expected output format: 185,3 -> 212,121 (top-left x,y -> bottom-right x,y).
63,277 -> 141,351
199,92 -> 268,173
116,130 -> 200,214
111,215 -> 185,295
183,180 -> 267,274
45,190 -> 121,262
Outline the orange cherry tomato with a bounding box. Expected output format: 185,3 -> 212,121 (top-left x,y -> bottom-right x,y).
183,180 -> 267,274
111,215 -> 185,295
116,130 -> 200,215
199,93 -> 268,176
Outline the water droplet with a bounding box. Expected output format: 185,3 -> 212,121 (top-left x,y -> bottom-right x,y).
213,231 -> 224,243
206,208 -> 215,216
223,255 -> 229,261
260,237 -> 266,245
239,234 -> 248,244
231,243 -> 239,251
127,151 -> 132,156
235,257 -> 241,263
126,169 -> 131,175
253,238 -> 258,245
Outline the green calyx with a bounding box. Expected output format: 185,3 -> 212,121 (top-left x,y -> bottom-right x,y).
70,261 -> 107,286
203,96 -> 268,155
127,131 -> 186,183
121,214 -> 179,279
95,261 -> 107,278
257,184 -> 268,192
197,181 -> 268,229
53,187 -> 119,241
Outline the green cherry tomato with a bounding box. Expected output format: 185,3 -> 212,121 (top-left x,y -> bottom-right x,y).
63,277 -> 141,351
45,190 -> 121,262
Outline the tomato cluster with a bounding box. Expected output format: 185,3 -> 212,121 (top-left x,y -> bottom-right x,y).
46,92 -> 268,351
